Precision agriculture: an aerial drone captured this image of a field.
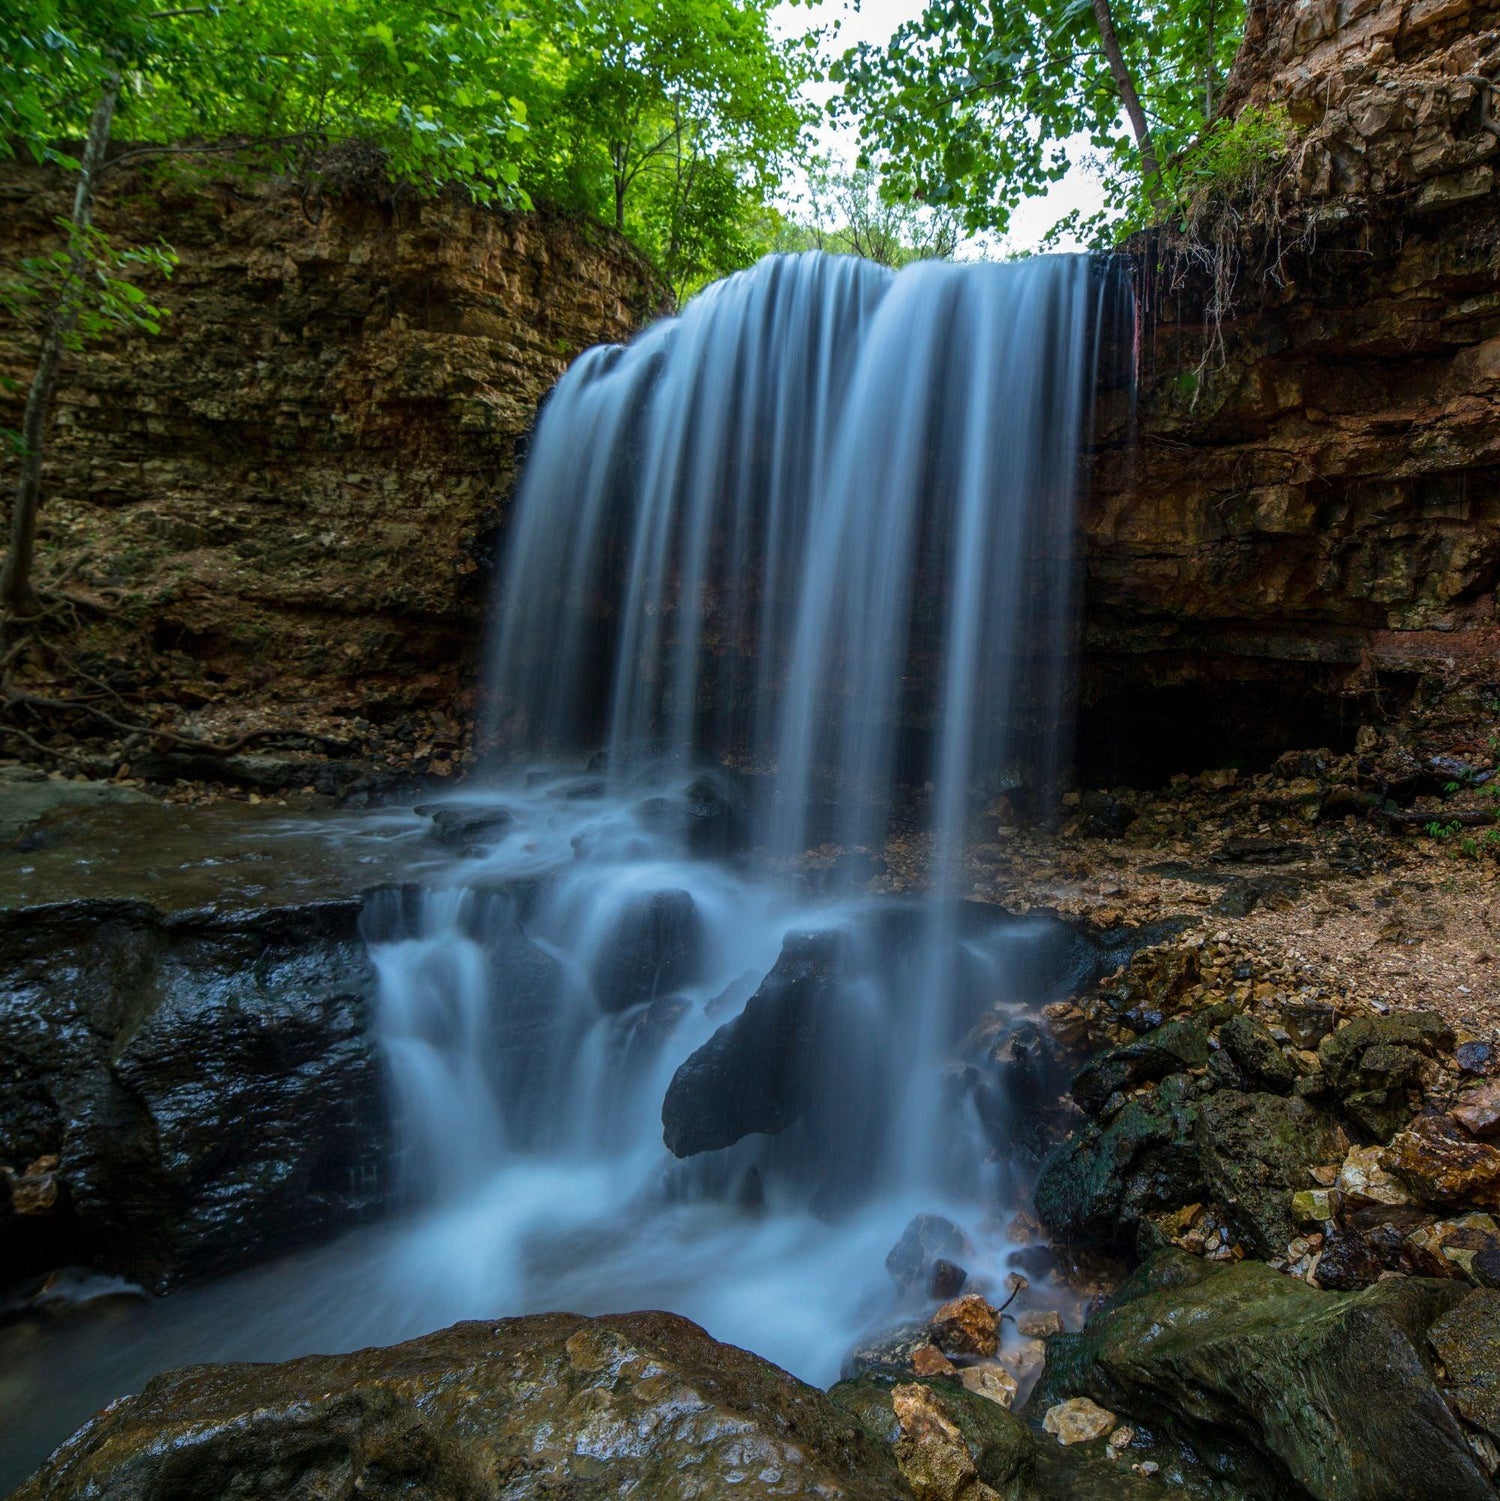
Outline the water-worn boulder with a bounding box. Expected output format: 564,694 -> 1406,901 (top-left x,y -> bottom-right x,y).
11,1311 -> 910,1501
0,897 -> 387,1291
592,887 -> 704,1012
886,1213 -> 973,1293
1034,1250 -> 1490,1501
661,930 -> 842,1155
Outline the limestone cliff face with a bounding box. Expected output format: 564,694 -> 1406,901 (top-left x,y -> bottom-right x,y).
1084,0 -> 1500,778
0,159 -> 666,760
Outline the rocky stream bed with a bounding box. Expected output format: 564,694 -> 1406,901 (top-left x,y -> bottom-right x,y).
6,711 -> 1500,1500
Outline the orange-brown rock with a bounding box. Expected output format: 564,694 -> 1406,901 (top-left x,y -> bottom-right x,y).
1388,1112 -> 1500,1206
912,1344 -> 959,1377
931,1294 -> 1000,1357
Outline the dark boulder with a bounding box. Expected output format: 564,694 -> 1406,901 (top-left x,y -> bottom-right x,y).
633,771 -> 750,856
661,930 -> 842,1156
885,1213 -> 972,1293
592,887 -> 704,1012
417,803 -> 514,849
1429,1288 -> 1500,1446
0,898 -> 387,1291
1032,1250 -> 1489,1501
1217,1014 -> 1297,1093
1070,1009 -> 1227,1118
1196,1090 -> 1347,1258
1317,1012 -> 1453,1142
1034,1074 -> 1203,1252
10,1312 -> 910,1501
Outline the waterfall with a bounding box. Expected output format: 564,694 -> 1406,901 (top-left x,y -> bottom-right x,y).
357,250 -> 1118,1369
0,255 -> 1121,1479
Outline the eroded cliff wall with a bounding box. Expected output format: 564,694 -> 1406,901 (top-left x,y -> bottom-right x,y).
0,159 -> 666,773
1084,0 -> 1500,779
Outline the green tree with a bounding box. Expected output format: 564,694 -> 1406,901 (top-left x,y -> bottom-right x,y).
833,0 -> 1248,244
783,161 -> 965,266
525,0 -> 811,296
1,0 -> 532,617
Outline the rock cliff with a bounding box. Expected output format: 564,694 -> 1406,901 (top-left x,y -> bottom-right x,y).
0,156 -> 667,771
1084,0 -> 1500,780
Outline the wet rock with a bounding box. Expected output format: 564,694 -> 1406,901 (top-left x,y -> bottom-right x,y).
662,931 -> 871,1169
931,1294 -> 1000,1357
1404,1214 -> 1500,1281
1016,1309 -> 1064,1338
1043,1397 -> 1117,1445
418,804 -> 513,848
1455,1080 -> 1500,1138
929,1258 -> 969,1299
1335,1143 -> 1411,1206
11,1311 -> 909,1501
1388,1113 -> 1500,1209
959,1364 -> 1018,1409
1312,1228 -> 1386,1290
1218,1014 -> 1296,1093
1070,1010 -> 1225,1117
1196,1090 -> 1347,1259
886,1213 -> 973,1293
1430,1290 -> 1500,1446
830,1375 -> 1035,1501
1034,1075 -> 1203,1252
0,897 -> 388,1291
592,888 -> 704,1012
634,771 -> 749,856
1039,1249 -> 1489,1501
913,1344 -> 959,1376
1291,1187 -> 1336,1224
843,1321 -> 941,1379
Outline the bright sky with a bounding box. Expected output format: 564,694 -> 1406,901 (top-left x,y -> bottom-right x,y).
771,0 -> 1105,256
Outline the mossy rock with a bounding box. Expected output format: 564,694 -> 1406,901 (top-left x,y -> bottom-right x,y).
829,1373 -> 1034,1499
12,1313 -> 911,1501
1034,1074 -> 1203,1251
1196,1090 -> 1347,1257
1033,1249 -> 1487,1501
1071,1006 -> 1233,1117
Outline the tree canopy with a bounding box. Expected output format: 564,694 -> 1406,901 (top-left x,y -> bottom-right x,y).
833,0 -> 1251,243
2,0 -> 810,289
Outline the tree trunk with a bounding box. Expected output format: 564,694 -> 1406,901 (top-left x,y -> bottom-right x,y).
1,70 -> 120,618
1089,0 -> 1167,210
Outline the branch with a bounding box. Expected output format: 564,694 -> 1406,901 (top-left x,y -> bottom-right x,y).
100,134 -> 315,176
3,675 -> 351,757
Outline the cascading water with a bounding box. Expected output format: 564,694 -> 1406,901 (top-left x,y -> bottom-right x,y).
0,250 -> 1124,1490
361,250 -> 1116,1336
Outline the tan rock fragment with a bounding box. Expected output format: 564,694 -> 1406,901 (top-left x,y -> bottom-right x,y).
931,1294 -> 999,1357
959,1363 -> 1019,1409
1043,1396 -> 1118,1445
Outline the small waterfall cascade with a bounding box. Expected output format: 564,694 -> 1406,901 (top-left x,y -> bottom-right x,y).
357,251 -> 1123,1373
0,254 -> 1128,1489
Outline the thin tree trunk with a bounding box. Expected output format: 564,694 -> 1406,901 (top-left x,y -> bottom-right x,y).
2,70 -> 121,618
1089,0 -> 1167,210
